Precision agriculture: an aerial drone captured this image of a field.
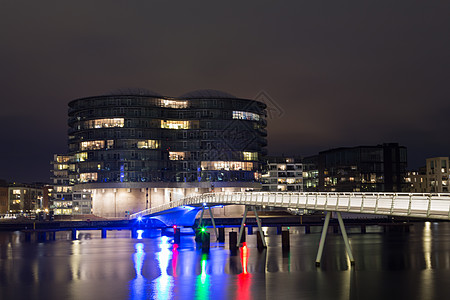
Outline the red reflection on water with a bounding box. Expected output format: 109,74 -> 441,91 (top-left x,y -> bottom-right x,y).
237,243 -> 251,300
240,243 -> 249,274
172,244 -> 179,277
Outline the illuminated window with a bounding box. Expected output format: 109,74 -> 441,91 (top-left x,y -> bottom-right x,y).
56,156 -> 70,163
277,164 -> 287,171
75,152 -> 87,162
242,152 -> 258,161
85,118 -> 124,129
286,178 -> 298,184
137,140 -> 160,149
79,173 -> 98,183
57,164 -> 69,170
80,140 -> 105,150
107,140 -> 114,149
161,120 -> 191,129
200,161 -> 254,171
160,99 -> 188,109
169,152 -> 187,160
232,111 -> 260,121
12,190 -> 21,195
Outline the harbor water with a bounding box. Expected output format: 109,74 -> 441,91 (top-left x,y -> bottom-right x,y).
1,222 -> 450,299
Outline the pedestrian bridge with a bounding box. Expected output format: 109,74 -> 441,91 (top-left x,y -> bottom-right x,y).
131,192 -> 450,221
130,191 -> 450,266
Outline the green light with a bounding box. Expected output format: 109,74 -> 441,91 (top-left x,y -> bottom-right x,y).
201,227 -> 206,233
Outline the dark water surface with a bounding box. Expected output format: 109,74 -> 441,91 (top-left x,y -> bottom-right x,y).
1,222 -> 450,300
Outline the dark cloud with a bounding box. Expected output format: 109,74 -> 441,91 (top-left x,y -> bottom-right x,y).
1,0 -> 449,182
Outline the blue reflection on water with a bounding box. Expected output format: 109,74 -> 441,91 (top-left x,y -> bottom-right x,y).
129,237 -> 175,300
130,243 -> 146,300
151,236 -> 174,300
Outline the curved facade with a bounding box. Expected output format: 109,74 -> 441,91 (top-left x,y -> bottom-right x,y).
68,90 -> 267,217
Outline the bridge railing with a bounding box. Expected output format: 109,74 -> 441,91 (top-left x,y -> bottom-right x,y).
130,192 -> 450,220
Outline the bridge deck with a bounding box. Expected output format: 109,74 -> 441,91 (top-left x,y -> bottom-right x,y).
131,192 -> 450,220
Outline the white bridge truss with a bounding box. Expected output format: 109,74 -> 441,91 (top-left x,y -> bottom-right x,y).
131,192 -> 450,220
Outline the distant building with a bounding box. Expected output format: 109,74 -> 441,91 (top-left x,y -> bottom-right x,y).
50,154 -> 92,215
8,183 -> 45,214
261,156 -> 303,192
426,157 -> 449,193
302,155 -> 319,192
311,143 -> 407,192
405,167 -> 427,193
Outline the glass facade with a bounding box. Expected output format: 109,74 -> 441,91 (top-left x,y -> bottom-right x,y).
68,90 -> 267,184
317,143 -> 407,192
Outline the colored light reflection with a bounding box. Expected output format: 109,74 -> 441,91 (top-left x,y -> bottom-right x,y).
237,243 -> 251,300
137,230 -> 144,240
151,236 -> 174,300
130,243 -> 146,300
195,253 -> 210,299
240,243 -> 249,274
172,244 -> 179,277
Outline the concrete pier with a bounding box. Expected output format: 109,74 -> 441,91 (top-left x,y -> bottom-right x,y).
282,230 -> 290,250
218,227 -> 225,243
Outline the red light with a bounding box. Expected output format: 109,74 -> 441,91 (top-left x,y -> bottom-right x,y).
173,225 -> 177,229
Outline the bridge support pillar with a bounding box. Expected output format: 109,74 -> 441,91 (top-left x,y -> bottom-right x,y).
198,206 -> 205,227
237,206 -> 249,247
337,212 -> 355,265
253,206 -> 267,248
229,231 -> 238,250
305,225 -> 310,234
315,211 -> 331,266
37,232 -> 46,242
195,230 -> 210,252
174,228 -> 181,244
276,225 -> 282,235
71,229 -> 77,240
101,229 -> 107,239
218,227 -> 225,243
282,230 -> 290,250
131,228 -> 138,239
316,211 -> 355,267
208,206 -> 219,241
256,231 -> 265,249
361,224 -> 366,234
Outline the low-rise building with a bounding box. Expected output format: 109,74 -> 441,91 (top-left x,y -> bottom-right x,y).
426,157 -> 449,193
406,167 -> 427,193
51,154 -> 92,216
8,183 -> 44,214
262,156 -> 303,192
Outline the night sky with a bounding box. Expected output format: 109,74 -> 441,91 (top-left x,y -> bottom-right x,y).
1,1 -> 449,183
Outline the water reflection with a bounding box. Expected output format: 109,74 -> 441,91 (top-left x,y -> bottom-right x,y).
151,236 -> 174,300
195,253 -> 210,299
130,243 -> 146,300
2,223 -> 450,299
237,243 -> 252,300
